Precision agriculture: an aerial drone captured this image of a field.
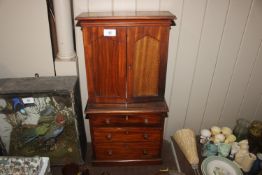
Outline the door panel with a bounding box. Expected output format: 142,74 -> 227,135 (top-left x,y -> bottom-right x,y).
127,26 -> 169,102
133,36 -> 160,96
83,27 -> 127,103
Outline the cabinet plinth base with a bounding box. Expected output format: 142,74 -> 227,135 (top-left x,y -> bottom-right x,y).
92,158 -> 162,166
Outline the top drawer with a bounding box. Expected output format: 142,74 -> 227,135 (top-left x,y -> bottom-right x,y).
89,114 -> 164,127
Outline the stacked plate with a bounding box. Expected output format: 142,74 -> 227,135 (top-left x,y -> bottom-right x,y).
201,156 -> 242,175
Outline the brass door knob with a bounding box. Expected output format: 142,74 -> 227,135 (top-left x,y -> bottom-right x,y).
105,118 -> 110,124
143,149 -> 148,155
143,133 -> 149,140
106,133 -> 112,140
108,150 -> 113,156
144,118 -> 149,124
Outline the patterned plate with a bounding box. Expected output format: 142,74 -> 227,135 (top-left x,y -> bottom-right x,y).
201,156 -> 242,175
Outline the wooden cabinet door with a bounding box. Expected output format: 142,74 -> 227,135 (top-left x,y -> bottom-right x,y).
127,26 -> 170,102
82,27 -> 127,103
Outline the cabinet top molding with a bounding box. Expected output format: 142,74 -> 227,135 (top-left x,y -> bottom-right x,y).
76,11 -> 176,27
76,11 -> 176,20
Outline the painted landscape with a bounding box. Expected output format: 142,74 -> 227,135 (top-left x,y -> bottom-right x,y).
0,95 -> 82,165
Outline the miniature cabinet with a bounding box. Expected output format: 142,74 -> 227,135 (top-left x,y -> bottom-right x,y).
77,11 -> 176,165
0,76 -> 86,165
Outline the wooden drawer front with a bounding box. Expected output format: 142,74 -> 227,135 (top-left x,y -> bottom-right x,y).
93,127 -> 162,143
94,142 -> 160,160
90,114 -> 163,127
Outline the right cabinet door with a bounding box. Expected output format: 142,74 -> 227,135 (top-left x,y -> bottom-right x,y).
127,26 -> 170,102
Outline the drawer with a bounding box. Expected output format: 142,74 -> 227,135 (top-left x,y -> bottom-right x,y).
90,114 -> 163,127
94,142 -> 161,160
93,127 -> 162,143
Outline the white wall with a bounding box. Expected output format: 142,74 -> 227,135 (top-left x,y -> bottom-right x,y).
73,0 -> 262,141
0,0 -> 54,78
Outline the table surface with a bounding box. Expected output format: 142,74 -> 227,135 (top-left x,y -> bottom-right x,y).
171,136 -> 258,175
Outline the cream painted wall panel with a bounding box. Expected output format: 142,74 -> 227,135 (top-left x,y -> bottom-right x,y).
254,95 -> 262,120
201,0 -> 253,129
73,0 -> 90,141
74,0 -> 89,14
238,41 -> 262,122
136,0 -> 159,11
113,0 -> 136,11
89,0 -> 112,12
160,0 -> 184,139
184,0 -> 229,132
167,0 -> 207,134
219,0 -> 262,127
161,0 -> 182,105
0,0 -> 54,78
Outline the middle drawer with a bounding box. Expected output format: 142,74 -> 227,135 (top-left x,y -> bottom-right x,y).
92,127 -> 162,143
89,114 -> 163,127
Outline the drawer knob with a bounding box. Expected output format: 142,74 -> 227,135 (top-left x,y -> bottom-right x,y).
144,118 -> 149,124
143,149 -> 148,155
108,150 -> 113,156
106,133 -> 112,140
105,118 -> 110,124
125,115 -> 129,121
143,133 -> 149,140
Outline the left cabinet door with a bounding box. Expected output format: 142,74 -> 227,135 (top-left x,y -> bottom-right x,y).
82,27 -> 127,103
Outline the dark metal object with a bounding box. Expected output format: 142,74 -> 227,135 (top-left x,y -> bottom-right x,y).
0,137 -> 7,156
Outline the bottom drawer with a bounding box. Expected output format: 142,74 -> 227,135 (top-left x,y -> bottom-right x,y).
94,142 -> 161,160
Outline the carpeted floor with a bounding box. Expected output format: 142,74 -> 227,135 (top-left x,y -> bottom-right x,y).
51,140 -> 181,175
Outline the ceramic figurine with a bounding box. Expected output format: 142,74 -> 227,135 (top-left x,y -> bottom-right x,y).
235,152 -> 256,172
214,133 -> 225,144
221,127 -> 232,137
200,129 -> 211,144
234,139 -> 257,172
248,120 -> 262,153
202,142 -> 218,157
225,134 -> 236,144
239,139 -> 249,150
211,126 -> 221,135
218,143 -> 231,157
229,142 -> 240,159
233,118 -> 250,141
